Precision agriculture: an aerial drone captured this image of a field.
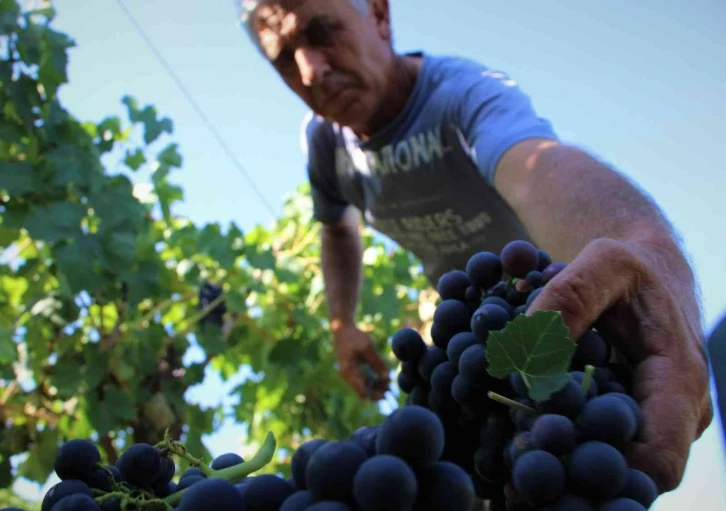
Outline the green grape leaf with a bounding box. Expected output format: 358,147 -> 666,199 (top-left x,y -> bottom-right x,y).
24,202 -> 86,243
0,327 -> 16,363
486,310 -> 576,402
0,162 -> 37,195
124,148 -> 146,170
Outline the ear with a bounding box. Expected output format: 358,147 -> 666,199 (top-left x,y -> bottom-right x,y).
370,0 -> 392,42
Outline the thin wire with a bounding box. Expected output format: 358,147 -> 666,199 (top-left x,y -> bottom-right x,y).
115,0 -> 278,217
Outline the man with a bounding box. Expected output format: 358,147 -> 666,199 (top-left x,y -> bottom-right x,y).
239,0 -> 712,493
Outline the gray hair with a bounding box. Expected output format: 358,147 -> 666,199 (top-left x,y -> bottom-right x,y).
237,0 -> 370,55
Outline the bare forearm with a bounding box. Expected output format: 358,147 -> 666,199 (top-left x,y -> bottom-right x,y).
320,209 -> 363,331
502,143 -> 687,266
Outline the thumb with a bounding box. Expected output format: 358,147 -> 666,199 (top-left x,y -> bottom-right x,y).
526,239 -> 636,340
362,343 -> 390,381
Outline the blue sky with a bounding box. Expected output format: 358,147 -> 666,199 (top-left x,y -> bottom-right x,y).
11,0 -> 726,508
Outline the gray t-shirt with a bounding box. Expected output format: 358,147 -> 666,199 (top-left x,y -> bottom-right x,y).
301,51 -> 558,284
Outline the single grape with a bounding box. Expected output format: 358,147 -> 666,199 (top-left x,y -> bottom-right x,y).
279,490 -> 313,511
180,467 -> 206,480
542,262 -> 567,284
238,474 -> 296,511
49,494 -> 100,511
430,361 -> 458,395
506,286 -> 529,307
397,369 -> 416,393
481,296 -> 514,317
599,498 -> 647,511
428,387 -> 459,417
536,249 -> 552,271
349,425 -> 378,457
54,439 -> 101,481
42,480 -> 92,511
513,304 -> 528,317
291,439 -> 327,489
607,382 -> 628,394
608,392 -> 644,432
391,328 -> 426,362
578,395 -> 637,449
512,450 -> 566,506
211,452 -> 244,471
567,441 -> 628,500
573,329 -> 611,369
465,284 -> 482,305
617,468 -> 658,508
451,374 -> 481,406
352,455 -> 417,511
508,372 -> 529,398
542,494 -> 595,510
375,405 -> 445,470
458,344 -> 489,386
501,240 -> 539,278
430,321 -> 451,350
415,461 -> 476,511
177,475 -> 205,491
418,345 -> 448,384
474,442 -> 506,483
531,414 -> 576,456
506,431 -> 535,468
447,332 -> 480,366
437,270 -> 471,302
116,444 -> 162,488
525,270 -> 544,289
433,299 -> 472,345
537,378 -> 586,419
179,478 -> 245,511
466,251 -> 503,289
305,441 -> 367,502
151,455 -> 176,488
470,303 -> 510,340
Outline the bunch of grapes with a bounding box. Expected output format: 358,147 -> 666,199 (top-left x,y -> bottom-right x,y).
501,370 -> 658,510
2,406 -> 478,511
392,239 -> 659,510
281,405 -> 475,511
197,281 -> 227,327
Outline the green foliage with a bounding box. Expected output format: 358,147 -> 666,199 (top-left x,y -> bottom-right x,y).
486,310 -> 577,402
0,0 -> 429,502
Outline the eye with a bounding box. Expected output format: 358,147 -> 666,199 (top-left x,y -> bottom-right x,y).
306,18 -> 336,47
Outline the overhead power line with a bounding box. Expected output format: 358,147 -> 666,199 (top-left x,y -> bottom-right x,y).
116,0 -> 278,217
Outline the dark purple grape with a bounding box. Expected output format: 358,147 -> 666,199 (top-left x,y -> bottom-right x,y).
280,490 -> 313,511
430,361 -> 458,395
608,392 -> 644,433
458,344 -> 489,386
512,450 -> 565,506
530,415 -> 576,456
349,426 -> 378,457
305,441 -> 366,502
415,462 -> 476,511
211,452 -> 244,470
446,332 -> 480,367
570,371 -> 599,398
418,346 -> 448,384
616,468 -> 658,508
177,475 -> 205,491
306,502 -> 352,511
376,406 -> 445,470
48,494 -> 100,511
525,270 -> 544,289
525,287 -> 543,309
430,321 -> 451,350
567,441 -> 628,500
509,372 -> 529,398
573,329 -> 611,369
578,395 -> 637,449
542,262 -> 567,284
116,444 -> 162,488
391,328 -> 426,362
238,474 -> 296,511
481,296 -> 514,317
397,370 -> 416,393
470,304 -> 510,341
179,478 -> 245,511
291,439 -> 327,489
42,480 -> 92,511
506,431 -> 535,467
599,498 -> 647,511
536,378 -> 586,419
466,252 -> 503,290
352,455 -> 417,511
432,299 -> 472,345
542,494 -> 595,510
506,287 -> 528,307
536,249 -> 552,272
437,270 -> 471,302
501,241 -> 540,278
409,385 -> 429,406
54,440 -> 101,482
465,285 -> 482,305
489,281 -> 508,298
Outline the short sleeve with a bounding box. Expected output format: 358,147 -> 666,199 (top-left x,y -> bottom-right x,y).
454,69 -> 558,185
300,112 -> 349,225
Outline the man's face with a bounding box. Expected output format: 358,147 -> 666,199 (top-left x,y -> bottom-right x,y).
252,0 -> 394,130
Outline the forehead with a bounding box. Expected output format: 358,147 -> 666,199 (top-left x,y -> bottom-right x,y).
252,0 -> 350,36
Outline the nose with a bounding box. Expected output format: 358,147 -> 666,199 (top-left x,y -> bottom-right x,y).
295,47 -> 330,87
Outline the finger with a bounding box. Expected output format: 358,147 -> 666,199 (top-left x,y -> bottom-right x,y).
363,346 -> 391,382
525,239 -> 641,341
340,362 -> 367,400
625,353 -> 702,492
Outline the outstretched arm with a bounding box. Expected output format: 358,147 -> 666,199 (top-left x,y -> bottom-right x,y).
321,207 -> 390,400
495,138 -> 712,492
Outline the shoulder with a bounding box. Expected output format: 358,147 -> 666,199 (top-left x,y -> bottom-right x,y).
420,53 -> 514,91
299,111 -> 337,158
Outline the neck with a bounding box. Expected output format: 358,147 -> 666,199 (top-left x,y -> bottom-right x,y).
354,54 -> 420,140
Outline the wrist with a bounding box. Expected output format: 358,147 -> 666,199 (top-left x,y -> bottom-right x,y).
331,318 -> 356,335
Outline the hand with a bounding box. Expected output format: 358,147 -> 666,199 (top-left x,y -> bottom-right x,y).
527,237 -> 712,493
333,324 -> 391,401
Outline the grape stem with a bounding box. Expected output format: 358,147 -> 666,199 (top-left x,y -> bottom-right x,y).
487,391 -> 537,414
163,431 -> 277,507
581,365 -> 595,395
